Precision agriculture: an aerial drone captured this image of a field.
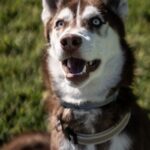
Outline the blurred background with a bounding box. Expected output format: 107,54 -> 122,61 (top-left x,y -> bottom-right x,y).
0,0 -> 150,146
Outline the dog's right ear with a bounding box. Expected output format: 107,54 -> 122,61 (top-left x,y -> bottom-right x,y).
41,0 -> 60,26
103,0 -> 128,21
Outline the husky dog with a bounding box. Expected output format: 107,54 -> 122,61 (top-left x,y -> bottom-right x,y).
2,0 -> 150,150
41,0 -> 150,149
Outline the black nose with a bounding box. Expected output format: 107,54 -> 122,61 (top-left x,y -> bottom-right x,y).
60,34 -> 82,52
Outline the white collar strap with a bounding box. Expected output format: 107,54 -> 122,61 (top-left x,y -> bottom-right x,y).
75,112 -> 131,145
61,90 -> 119,110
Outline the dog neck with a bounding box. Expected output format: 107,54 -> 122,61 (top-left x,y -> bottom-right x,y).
60,88 -> 119,110
59,87 -> 131,145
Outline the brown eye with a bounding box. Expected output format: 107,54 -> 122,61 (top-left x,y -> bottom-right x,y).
55,20 -> 64,28
90,17 -> 102,27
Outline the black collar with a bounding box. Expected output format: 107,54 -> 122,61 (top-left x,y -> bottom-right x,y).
61,90 -> 119,110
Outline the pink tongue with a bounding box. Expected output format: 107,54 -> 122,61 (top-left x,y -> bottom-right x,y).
67,58 -> 85,74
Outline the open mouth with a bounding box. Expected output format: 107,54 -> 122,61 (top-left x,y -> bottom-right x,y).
62,57 -> 101,81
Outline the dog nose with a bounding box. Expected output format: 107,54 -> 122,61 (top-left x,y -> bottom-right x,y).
60,34 -> 82,52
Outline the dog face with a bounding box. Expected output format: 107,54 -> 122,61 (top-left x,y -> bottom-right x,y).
42,0 -> 129,104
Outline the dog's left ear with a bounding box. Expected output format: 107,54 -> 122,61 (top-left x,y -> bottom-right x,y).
41,0 -> 61,26
103,0 -> 128,20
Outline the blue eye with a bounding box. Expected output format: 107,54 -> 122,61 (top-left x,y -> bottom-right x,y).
90,17 -> 102,27
55,20 -> 64,28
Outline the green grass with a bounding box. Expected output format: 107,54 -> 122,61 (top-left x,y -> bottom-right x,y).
127,0 -> 150,109
0,0 -> 150,146
0,0 -> 46,145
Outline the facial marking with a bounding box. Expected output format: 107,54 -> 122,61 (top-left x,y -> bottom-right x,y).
76,0 -> 81,27
82,6 -> 105,23
57,8 -> 73,21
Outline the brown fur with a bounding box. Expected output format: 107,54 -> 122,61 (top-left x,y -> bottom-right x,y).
2,132 -> 50,150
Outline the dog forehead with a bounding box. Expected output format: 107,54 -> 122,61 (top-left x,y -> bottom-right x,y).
82,6 -> 99,19
61,0 -> 104,7
57,0 -> 104,17
57,7 -> 74,20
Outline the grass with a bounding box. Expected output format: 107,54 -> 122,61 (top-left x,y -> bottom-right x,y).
127,0 -> 150,109
0,0 -> 46,145
0,0 -> 150,146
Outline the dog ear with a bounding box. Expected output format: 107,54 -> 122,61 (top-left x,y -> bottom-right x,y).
41,0 -> 61,25
103,0 -> 128,20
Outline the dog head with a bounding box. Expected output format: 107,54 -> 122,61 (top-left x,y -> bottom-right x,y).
41,0 -> 132,104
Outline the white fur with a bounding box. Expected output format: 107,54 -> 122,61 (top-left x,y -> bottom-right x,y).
60,138 -> 77,150
76,0 -> 81,26
57,8 -> 73,21
110,133 -> 132,150
82,6 -> 105,23
41,0 -> 51,25
82,6 -> 100,19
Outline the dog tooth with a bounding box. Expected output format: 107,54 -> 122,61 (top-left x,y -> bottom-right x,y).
78,65 -> 87,75
67,59 -> 71,68
82,65 -> 87,73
